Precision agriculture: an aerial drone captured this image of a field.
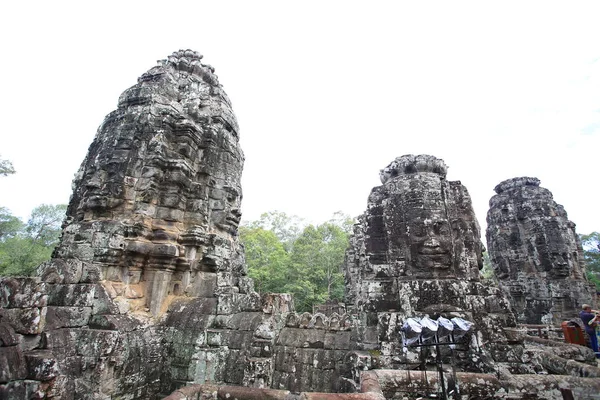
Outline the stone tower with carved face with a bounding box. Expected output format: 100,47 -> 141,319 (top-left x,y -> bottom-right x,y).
345,155 -> 485,311
378,155 -> 483,281
51,50 -> 252,317
486,177 -> 595,324
18,50 -> 266,399
344,155 -> 519,372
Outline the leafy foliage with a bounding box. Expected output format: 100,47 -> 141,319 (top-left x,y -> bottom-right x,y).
240,226 -> 289,294
240,211 -> 354,312
0,207 -> 24,240
0,204 -> 67,276
242,211 -> 305,251
0,155 -> 16,176
480,251 -> 497,282
581,232 -> 600,290
286,223 -> 348,310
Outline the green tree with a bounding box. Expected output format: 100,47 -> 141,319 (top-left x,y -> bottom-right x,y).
327,211 -> 355,235
581,232 -> 600,290
0,155 -> 15,176
480,251 -> 497,282
239,226 -> 289,294
244,211 -> 305,251
26,204 -> 68,246
0,204 -> 67,276
0,207 -> 24,240
286,222 -> 349,312
240,211 -> 353,312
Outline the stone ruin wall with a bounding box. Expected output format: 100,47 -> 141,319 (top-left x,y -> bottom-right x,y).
1,51 -> 599,399
0,50 -> 366,399
1,50 -> 269,399
271,311 -> 355,393
486,177 -> 596,325
343,155 -> 522,375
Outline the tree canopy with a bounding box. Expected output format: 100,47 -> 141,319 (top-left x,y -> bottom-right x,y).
240,211 -> 354,312
240,226 -> 289,294
582,232 -> 600,290
0,204 -> 67,276
243,211 -> 305,251
0,155 -> 16,176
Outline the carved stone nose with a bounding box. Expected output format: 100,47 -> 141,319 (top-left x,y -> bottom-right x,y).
86,177 -> 102,188
424,235 -> 441,247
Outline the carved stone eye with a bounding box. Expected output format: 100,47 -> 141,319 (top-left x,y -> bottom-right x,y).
411,225 -> 426,237
436,223 -> 450,236
178,146 -> 189,157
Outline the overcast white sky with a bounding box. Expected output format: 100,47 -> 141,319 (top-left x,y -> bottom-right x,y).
1,1 -> 599,239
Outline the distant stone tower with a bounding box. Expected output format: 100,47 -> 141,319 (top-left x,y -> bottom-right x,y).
344,155 -> 519,372
486,177 -> 595,325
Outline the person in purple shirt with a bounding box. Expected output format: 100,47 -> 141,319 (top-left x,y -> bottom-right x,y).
579,304 -> 599,355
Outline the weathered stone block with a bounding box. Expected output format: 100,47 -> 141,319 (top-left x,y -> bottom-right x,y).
25,350 -> 59,381
226,312 -> 263,331
0,380 -> 42,399
276,328 -> 302,347
239,293 -> 261,312
189,348 -> 228,384
206,329 -> 223,347
224,350 -> 245,384
80,262 -> 102,283
0,307 -> 46,335
0,346 -> 27,382
250,339 -> 272,358
298,348 -> 323,366
45,307 -> 92,330
261,293 -> 294,315
76,330 -> 121,357
0,277 -> 46,308
273,346 -> 297,374
42,328 -> 79,357
38,259 -> 84,284
362,326 -> 378,346
321,350 -> 336,370
47,284 -> 96,307
254,318 -> 278,340
228,330 -> 253,350
187,271 -> 217,297
92,284 -> 120,315
333,331 -> 352,350
362,279 -> 399,311
88,314 -> 139,332
18,335 -> 42,352
0,322 -> 19,347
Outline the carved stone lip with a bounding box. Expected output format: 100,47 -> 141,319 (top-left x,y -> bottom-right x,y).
226,216 -> 240,224
418,248 -> 450,256
85,195 -> 107,208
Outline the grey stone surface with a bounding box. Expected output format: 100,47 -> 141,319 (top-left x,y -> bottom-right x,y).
0,50 -> 267,399
486,177 -> 596,324
1,54 -> 598,399
343,154 -> 518,373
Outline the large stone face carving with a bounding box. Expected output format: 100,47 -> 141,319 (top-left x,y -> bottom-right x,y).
486,177 -> 595,324
345,155 -> 518,372
3,53 -> 600,399
345,155 -> 485,309
52,49 -> 249,316
0,50 -> 270,400
378,155 -> 483,280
